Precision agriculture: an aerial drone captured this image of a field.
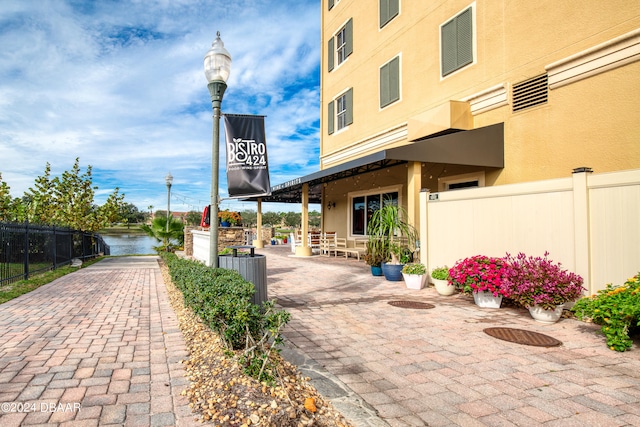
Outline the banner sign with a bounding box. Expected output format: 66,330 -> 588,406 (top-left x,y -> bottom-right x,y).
223,114 -> 271,198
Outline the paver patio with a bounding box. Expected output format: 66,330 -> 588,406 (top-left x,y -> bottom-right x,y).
263,245 -> 640,427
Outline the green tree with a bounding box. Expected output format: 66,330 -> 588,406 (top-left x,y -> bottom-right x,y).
185,210 -> 202,226
4,158 -> 125,232
0,173 -> 13,221
119,203 -> 146,227
262,211 -> 282,227
309,210 -> 321,228
283,211 -> 301,228
52,160 -> 101,231
140,216 -> 184,251
240,209 -> 257,227
25,163 -> 56,224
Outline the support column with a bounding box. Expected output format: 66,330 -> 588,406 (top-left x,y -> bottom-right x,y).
407,161 -> 422,234
295,183 -> 313,257
253,198 -> 264,248
419,189 -> 429,268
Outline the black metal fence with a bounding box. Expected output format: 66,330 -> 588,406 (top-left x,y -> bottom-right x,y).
0,222 -> 110,286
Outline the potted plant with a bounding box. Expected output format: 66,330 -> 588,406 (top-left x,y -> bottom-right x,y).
363,240 -> 385,276
503,252 -> 584,323
218,210 -> 241,226
449,255 -> 510,308
431,266 -> 457,296
367,202 -> 418,282
402,263 -> 427,290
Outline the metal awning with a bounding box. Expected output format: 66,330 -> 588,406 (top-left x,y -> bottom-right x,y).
246,122 -> 504,204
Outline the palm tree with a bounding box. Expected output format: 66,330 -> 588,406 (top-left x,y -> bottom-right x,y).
140,216 -> 183,252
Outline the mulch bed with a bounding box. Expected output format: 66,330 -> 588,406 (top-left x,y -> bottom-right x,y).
160,264 -> 354,427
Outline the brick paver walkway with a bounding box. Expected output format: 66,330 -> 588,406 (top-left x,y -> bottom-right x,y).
0,257 -> 196,427
263,245 -> 640,427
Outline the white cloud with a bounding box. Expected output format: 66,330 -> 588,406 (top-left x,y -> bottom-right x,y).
0,0 -> 321,214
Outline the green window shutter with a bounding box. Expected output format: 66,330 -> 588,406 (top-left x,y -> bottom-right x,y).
345,18 -> 353,58
328,0 -> 334,11
380,64 -> 389,108
389,56 -> 400,105
380,0 -> 388,27
328,37 -> 334,72
441,19 -> 457,76
328,101 -> 335,135
345,88 -> 353,126
389,0 -> 399,21
380,61 -> 389,107
380,0 -> 399,28
380,56 -> 400,108
441,7 -> 473,77
457,8 -> 473,69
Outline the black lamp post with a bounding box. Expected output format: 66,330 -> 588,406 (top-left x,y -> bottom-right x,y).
165,172 -> 173,247
204,31 -> 232,268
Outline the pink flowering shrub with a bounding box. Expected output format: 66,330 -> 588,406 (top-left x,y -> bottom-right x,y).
449,255 -> 510,297
502,252 -> 584,310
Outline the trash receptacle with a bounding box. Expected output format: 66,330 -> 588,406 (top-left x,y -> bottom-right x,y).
218,245 -> 267,305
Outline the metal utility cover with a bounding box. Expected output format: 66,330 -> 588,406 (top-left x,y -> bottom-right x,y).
388,301 -> 435,309
484,327 -> 562,347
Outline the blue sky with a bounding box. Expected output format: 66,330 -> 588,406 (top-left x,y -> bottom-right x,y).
0,0 -> 321,215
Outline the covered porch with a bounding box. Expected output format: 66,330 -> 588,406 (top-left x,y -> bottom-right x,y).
245,123 -> 504,256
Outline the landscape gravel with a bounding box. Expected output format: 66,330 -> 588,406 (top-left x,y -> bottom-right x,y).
161,264 -> 355,427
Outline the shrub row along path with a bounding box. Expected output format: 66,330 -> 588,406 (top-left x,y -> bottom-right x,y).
1,250 -> 640,427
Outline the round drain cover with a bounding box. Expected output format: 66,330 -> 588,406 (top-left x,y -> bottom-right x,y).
484,327 -> 562,347
388,301 -> 435,309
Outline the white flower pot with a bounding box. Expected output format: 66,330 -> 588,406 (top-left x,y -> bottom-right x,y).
473,291 -> 503,308
528,304 -> 564,324
432,278 -> 456,296
402,273 -> 425,290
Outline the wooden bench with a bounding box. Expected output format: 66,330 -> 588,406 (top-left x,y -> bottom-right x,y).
335,238 -> 366,260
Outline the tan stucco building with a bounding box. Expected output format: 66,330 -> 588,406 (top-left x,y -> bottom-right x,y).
255,0 -> 640,253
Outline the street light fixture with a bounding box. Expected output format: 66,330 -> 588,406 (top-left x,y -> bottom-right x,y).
204,31 -> 232,268
165,172 -> 173,238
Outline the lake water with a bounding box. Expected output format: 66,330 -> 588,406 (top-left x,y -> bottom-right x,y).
101,234 -> 158,256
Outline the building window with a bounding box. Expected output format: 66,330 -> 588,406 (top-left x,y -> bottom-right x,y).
351,190 -> 399,236
441,6 -> 474,77
336,27 -> 348,64
380,56 -> 400,108
379,0 -> 399,28
328,0 -> 340,11
328,88 -> 353,134
328,18 -> 353,72
336,93 -> 347,129
438,171 -> 485,191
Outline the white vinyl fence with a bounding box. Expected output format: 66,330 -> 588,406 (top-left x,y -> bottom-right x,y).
419,168 -> 640,295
